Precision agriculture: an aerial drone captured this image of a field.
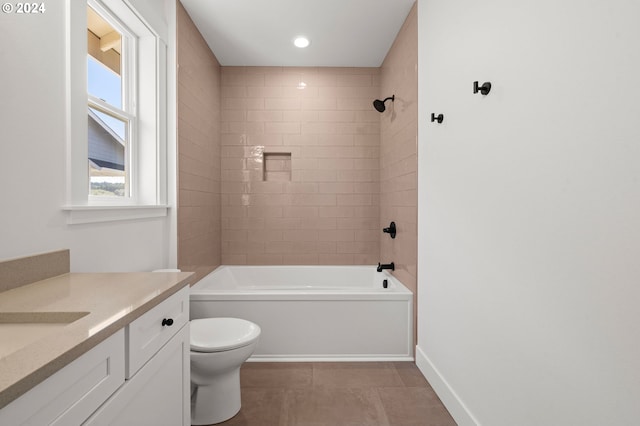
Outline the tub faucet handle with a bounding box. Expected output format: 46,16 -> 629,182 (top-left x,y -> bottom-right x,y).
382,221 -> 396,239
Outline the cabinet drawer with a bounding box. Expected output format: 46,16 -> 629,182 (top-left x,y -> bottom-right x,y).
0,329 -> 125,426
126,285 -> 189,378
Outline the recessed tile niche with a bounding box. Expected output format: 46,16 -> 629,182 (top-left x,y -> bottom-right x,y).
263,152 -> 291,182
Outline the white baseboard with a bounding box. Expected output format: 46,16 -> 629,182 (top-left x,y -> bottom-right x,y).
415,345 -> 480,426
248,355 -> 414,362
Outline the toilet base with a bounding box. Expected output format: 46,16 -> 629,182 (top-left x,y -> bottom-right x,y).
191,368 -> 241,425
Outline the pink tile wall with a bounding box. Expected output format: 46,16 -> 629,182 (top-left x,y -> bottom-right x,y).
220,67 -> 380,265
380,5 -> 418,297
177,2 -> 221,280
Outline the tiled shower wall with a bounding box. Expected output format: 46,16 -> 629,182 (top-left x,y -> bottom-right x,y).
380,4 -> 418,297
176,2 -> 222,281
177,3 -> 417,285
220,67 -> 381,265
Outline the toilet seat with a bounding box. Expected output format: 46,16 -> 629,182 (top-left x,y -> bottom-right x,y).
191,318 -> 261,353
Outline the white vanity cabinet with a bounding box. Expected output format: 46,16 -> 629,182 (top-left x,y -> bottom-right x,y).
84,285 -> 190,425
0,285 -> 190,426
83,324 -> 189,425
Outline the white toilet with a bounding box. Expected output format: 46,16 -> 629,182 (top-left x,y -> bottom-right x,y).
190,317 -> 261,425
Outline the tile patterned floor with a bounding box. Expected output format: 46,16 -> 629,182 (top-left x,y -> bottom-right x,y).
214,362 -> 457,426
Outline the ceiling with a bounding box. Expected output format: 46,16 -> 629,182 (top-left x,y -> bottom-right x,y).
179,0 -> 416,67
87,6 -> 121,54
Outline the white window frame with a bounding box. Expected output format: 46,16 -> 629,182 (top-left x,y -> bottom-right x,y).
87,0 -> 135,200
88,96 -> 135,198
64,0 -> 168,224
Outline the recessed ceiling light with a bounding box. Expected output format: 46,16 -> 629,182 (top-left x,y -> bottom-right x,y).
293,36 -> 310,48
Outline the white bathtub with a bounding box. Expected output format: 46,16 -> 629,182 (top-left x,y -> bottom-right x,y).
190,265 -> 413,361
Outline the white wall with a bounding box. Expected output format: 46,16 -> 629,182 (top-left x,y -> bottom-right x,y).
417,0 -> 640,425
0,0 -> 176,272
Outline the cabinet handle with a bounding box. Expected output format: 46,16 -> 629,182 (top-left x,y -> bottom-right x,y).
162,318 -> 174,327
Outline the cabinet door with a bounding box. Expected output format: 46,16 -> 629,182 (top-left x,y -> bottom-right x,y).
83,324 -> 190,426
0,330 -> 125,426
126,286 -> 189,378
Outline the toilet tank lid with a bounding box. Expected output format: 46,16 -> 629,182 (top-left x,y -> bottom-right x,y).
190,317 -> 261,352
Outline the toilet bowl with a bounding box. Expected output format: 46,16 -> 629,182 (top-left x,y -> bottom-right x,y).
190,317 -> 261,425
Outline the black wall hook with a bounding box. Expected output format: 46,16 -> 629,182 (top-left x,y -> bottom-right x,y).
430,113 -> 444,123
473,81 -> 492,95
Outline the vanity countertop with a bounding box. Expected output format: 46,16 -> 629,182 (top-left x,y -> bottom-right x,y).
0,271 -> 193,409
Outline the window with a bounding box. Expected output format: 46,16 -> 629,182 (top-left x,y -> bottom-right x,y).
87,3 -> 133,198
64,0 -> 168,223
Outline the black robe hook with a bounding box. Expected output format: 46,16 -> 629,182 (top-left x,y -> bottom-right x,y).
473,81 -> 492,95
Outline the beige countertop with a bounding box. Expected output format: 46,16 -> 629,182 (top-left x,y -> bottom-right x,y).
0,271 -> 193,409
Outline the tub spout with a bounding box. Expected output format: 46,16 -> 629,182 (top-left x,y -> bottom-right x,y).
377,262 -> 395,272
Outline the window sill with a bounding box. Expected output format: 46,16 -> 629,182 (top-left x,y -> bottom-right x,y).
62,205 -> 169,225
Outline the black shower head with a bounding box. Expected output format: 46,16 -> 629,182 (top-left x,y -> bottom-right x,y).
372,95 -> 395,112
